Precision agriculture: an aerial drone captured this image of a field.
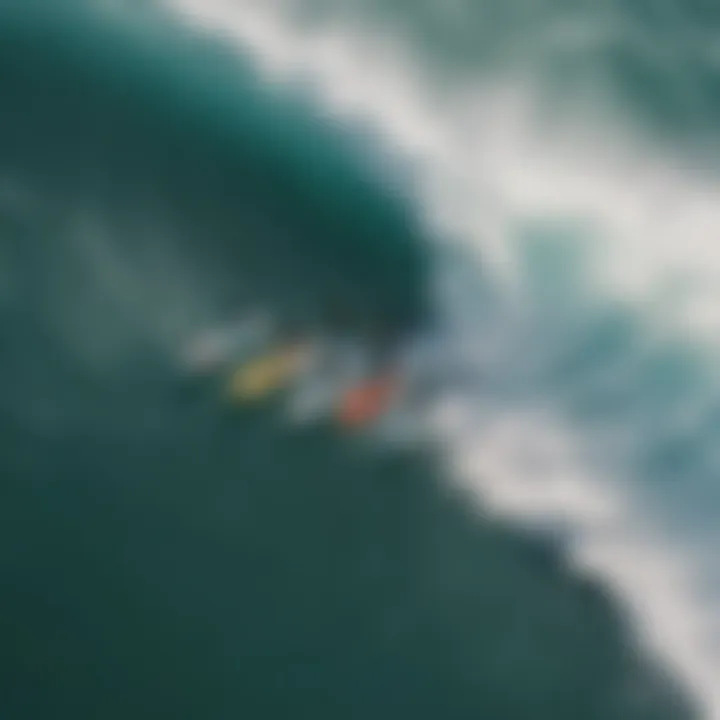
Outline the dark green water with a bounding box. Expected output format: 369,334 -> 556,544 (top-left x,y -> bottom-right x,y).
0,5 -> 699,718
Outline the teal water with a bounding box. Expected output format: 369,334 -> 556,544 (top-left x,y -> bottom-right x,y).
0,2 -> 711,719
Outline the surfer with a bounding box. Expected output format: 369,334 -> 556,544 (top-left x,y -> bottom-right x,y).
335,370 -> 402,429
332,321 -> 410,429
332,310 -> 444,429
226,321 -> 318,403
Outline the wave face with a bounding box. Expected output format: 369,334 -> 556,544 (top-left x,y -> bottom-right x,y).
0,2 -> 714,719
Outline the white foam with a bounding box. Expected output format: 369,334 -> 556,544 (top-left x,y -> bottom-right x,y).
162,0 -> 720,347
429,400 -> 720,712
159,0 -> 720,714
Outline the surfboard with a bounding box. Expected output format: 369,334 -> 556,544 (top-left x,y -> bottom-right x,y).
335,373 -> 401,428
228,343 -> 314,402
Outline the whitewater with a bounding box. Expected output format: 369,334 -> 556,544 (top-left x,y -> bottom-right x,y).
135,0 -> 720,715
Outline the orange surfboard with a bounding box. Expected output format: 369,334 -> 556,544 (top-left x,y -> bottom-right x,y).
335,373 -> 400,428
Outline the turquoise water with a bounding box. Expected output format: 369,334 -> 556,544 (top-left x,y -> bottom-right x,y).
2,1 -> 718,718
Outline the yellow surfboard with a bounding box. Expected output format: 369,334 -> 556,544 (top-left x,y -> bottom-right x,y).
227,343 -> 312,403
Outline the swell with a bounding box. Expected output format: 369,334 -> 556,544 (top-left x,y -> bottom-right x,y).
0,4 -> 704,720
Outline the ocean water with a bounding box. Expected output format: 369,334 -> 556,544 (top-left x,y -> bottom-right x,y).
2,1 -> 720,718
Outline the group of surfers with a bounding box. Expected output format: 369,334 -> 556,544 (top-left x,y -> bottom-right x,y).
182,312 -> 413,429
